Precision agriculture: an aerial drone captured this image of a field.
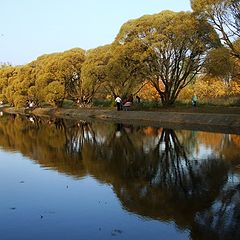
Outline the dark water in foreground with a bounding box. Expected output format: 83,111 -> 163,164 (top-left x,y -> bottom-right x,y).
0,113 -> 240,240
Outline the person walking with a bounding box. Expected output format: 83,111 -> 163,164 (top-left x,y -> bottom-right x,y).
115,96 -> 122,111
192,94 -> 198,107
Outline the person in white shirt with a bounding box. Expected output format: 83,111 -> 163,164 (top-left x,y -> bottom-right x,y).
115,96 -> 122,111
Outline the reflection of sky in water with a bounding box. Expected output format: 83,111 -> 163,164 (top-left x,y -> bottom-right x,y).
0,148 -> 189,240
192,143 -> 218,160
226,173 -> 240,186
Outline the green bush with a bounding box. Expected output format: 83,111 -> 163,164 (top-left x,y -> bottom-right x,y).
92,99 -> 114,107
62,99 -> 76,108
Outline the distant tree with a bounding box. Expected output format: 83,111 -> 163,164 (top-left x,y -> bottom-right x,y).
0,62 -> 12,69
115,11 -> 219,105
202,38 -> 240,84
204,47 -> 234,82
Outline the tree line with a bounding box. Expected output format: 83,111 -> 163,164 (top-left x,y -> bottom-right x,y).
0,0 -> 239,107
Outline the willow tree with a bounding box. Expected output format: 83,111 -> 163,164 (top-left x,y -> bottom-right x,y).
105,40 -> 148,99
115,11 -> 219,106
0,48 -> 86,107
191,0 -> 240,59
27,48 -> 86,107
82,43 -> 147,101
56,48 -> 86,100
36,48 -> 85,103
204,47 -> 235,81
81,45 -> 112,103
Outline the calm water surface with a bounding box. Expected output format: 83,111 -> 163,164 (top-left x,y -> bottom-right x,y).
0,113 -> 239,240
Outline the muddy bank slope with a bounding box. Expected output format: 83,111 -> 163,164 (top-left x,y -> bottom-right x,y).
3,107 -> 240,134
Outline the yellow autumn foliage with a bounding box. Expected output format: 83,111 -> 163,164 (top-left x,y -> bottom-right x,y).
179,76 -> 240,101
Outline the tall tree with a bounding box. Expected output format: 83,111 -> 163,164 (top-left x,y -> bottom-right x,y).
115,11 -> 219,105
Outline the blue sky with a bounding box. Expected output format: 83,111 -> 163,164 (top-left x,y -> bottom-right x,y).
0,0 -> 191,65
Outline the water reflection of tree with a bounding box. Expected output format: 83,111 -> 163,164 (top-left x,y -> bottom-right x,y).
85,125 -> 228,200
0,114 -> 87,178
64,119 -> 97,156
192,182 -> 240,240
156,128 -> 194,192
154,129 -> 229,200
82,124 -> 236,238
82,123 -> 157,181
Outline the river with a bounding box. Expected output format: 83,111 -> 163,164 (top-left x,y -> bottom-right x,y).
0,113 -> 239,240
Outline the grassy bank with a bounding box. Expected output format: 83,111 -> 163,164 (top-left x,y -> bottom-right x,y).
60,97 -> 240,114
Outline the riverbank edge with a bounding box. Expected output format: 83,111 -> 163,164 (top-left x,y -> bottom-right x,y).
2,107 -> 240,134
